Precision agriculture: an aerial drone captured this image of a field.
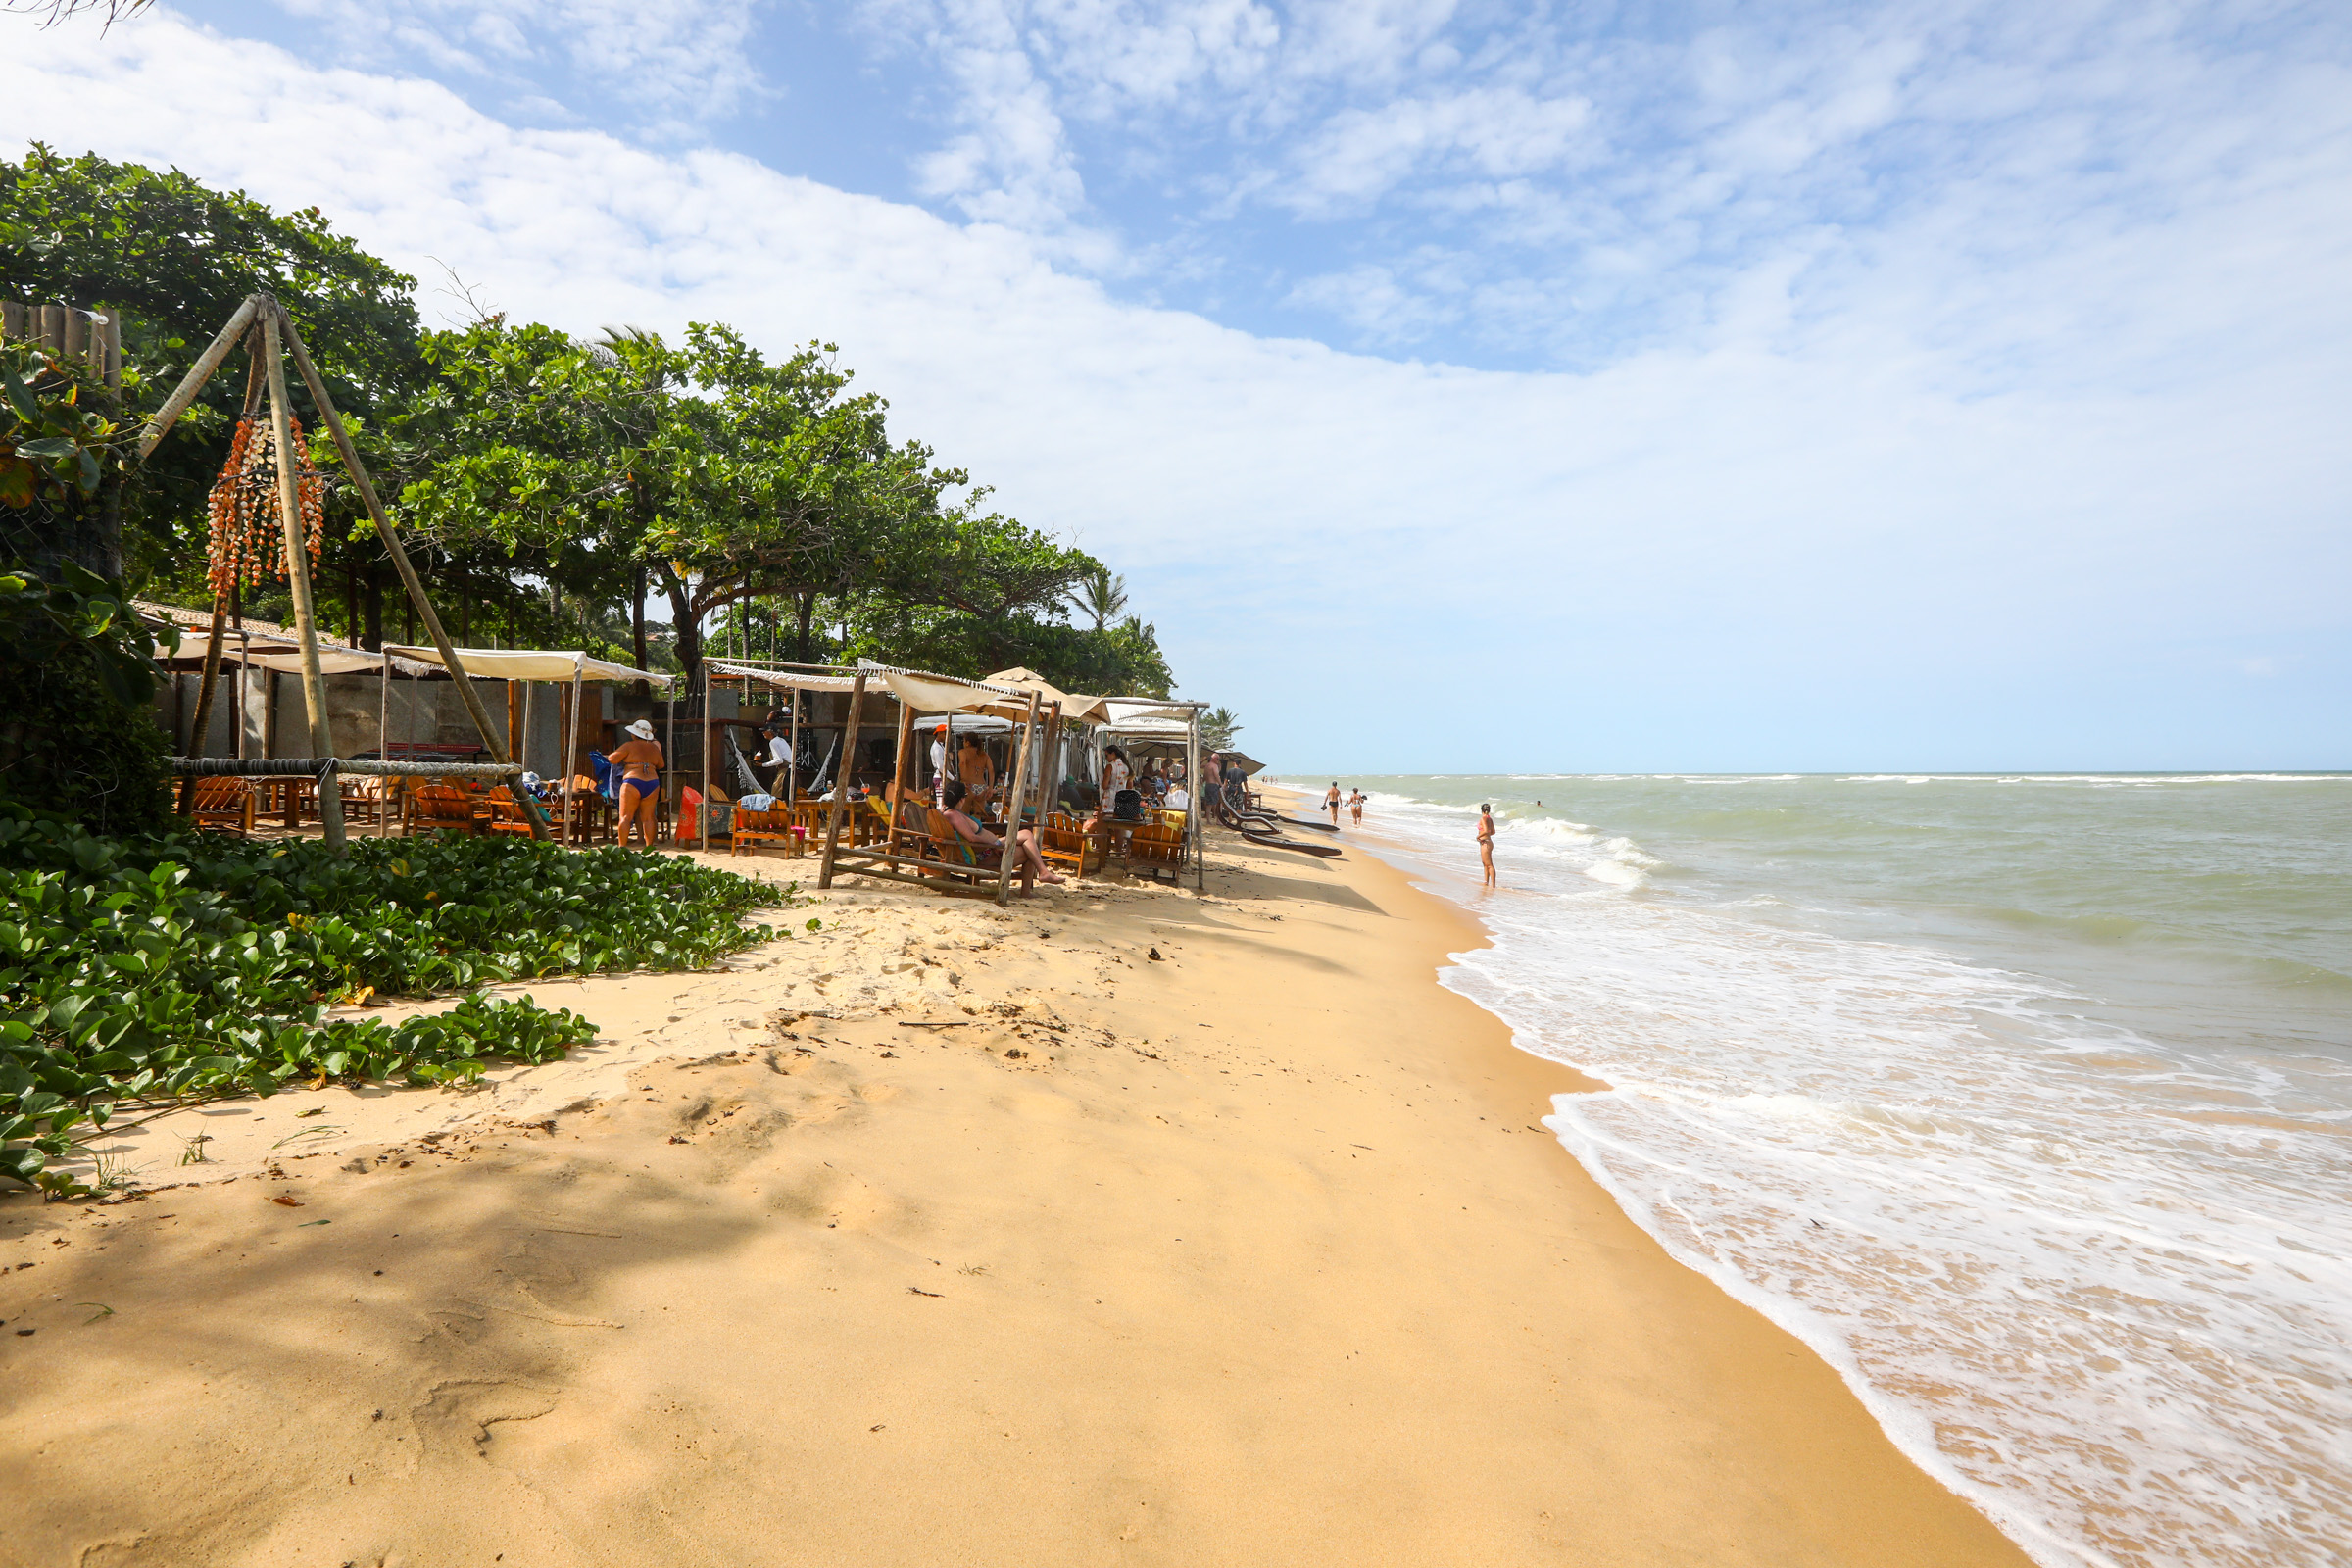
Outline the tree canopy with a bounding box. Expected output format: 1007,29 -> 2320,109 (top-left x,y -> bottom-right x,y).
4,151 -> 1180,699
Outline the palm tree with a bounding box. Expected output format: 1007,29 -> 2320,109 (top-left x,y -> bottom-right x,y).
1200,707 -> 1242,751
1069,565 -> 1129,631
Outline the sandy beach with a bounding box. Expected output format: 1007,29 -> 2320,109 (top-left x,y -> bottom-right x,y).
0,824 -> 2030,1567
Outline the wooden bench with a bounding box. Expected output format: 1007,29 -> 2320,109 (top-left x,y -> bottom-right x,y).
731,805 -> 805,858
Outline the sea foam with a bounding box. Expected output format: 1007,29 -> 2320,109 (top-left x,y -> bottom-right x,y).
1289,774 -> 2352,1568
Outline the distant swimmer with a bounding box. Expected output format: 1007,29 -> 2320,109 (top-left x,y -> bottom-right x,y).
1324,781 -> 1342,825
1477,803 -> 1496,888
1349,789 -> 1365,824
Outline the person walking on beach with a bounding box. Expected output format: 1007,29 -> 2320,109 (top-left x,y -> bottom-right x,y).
1348,789 -> 1365,825
1324,782 -> 1342,825
1477,803 -> 1496,888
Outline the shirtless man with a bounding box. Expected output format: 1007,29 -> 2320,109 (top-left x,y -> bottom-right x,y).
1324,782 -> 1342,825
939,781 -> 1063,895
957,731 -> 997,813
1477,803 -> 1496,889
611,718 -> 665,848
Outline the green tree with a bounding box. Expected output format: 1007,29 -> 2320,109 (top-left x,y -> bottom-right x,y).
2,147 -> 425,599
1067,564 -> 1129,631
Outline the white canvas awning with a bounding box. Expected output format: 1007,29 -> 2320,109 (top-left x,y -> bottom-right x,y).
1105,715 -> 1195,742
1102,699 -> 1202,725
983,667 -> 1110,724
707,662 -> 865,695
383,646 -> 674,686
153,636 -> 386,675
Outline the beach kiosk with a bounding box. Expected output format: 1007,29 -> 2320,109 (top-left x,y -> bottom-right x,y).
384,646 -> 675,843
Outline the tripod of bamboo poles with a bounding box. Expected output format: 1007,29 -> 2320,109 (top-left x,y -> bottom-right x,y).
143,294 -> 549,847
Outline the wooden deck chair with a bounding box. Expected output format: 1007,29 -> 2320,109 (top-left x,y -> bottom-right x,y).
1129,820 -> 1186,869
1039,811 -> 1101,880
484,794 -> 539,837
188,776 -> 256,837
731,805 -> 803,858
404,783 -> 483,837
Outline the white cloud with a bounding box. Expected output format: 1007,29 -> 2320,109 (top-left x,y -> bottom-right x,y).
1281,85 -> 1592,214
5,7 -> 2346,768
267,0 -> 766,121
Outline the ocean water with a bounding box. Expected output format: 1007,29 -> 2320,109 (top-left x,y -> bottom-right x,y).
1266,774 -> 2351,1568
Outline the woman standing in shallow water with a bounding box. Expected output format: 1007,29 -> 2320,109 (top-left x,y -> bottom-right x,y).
1477,803 -> 1496,888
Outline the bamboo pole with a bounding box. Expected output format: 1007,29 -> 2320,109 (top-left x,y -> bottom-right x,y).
135,296 -> 259,461
276,304 -> 547,840
662,683 -> 675,847
995,691 -> 1041,906
786,691 -> 801,805
817,672 -> 866,889
260,304 -> 346,850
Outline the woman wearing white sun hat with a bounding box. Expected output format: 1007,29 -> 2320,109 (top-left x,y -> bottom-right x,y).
612,717 -> 665,848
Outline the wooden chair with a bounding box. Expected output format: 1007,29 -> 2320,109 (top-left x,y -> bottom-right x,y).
404,783 -> 484,837
1128,820 -> 1186,871
188,777 -> 256,837
730,805 -> 804,858
484,794 -> 540,838
1039,811 -> 1101,881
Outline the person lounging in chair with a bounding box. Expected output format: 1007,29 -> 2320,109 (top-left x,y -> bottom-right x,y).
937,781 -> 1063,895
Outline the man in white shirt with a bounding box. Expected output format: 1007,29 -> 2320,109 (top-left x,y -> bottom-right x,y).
929,722 -> 954,803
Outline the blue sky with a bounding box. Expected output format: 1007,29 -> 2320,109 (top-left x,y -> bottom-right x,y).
8,1 -> 2349,769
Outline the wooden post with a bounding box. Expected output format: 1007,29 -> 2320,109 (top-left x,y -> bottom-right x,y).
888,693 -> 915,858
995,691 -> 1041,906
506,679 -> 521,766
786,690 -> 801,805
100,311 -> 120,395
135,296 -> 259,461
377,651 -> 392,838
177,599 -> 231,816
662,681 -> 675,846
563,664 -> 584,848
1187,712 -> 1203,890
273,307 -> 544,839
260,302 -> 345,849
697,664 -> 710,855
817,672 -> 866,888
233,628 -> 250,760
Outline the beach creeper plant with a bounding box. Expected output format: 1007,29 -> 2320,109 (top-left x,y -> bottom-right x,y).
0,808 -> 788,1196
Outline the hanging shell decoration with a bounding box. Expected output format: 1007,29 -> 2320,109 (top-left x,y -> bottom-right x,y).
207,414 -> 325,598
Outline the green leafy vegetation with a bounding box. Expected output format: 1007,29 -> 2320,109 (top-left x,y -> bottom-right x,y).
0,560 -> 176,835
0,809 -> 789,1195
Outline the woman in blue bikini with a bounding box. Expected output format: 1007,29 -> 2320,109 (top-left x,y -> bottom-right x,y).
612,718 -> 665,848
